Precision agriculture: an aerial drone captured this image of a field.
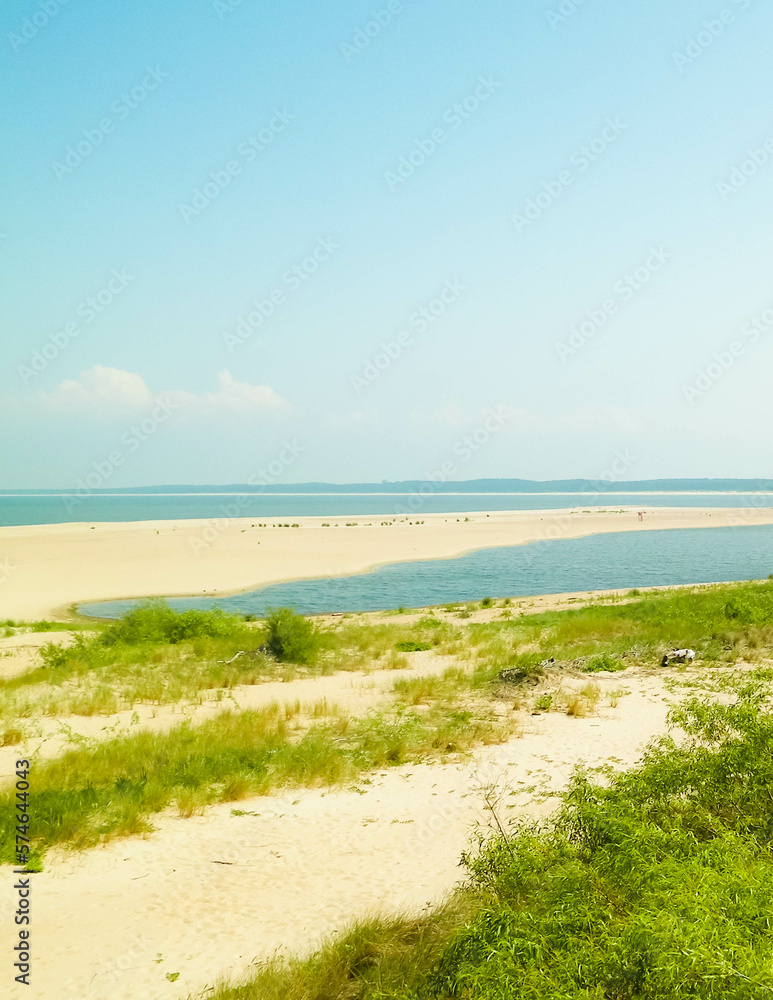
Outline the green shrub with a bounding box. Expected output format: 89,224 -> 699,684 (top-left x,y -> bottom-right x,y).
264,608 -> 319,664
395,640 -> 432,652
429,687 -> 773,999
582,651 -> 626,673
202,687 -> 773,1000
100,600 -> 247,646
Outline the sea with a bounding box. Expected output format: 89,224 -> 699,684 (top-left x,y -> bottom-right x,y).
2,485 -> 770,618
1,484 -> 772,527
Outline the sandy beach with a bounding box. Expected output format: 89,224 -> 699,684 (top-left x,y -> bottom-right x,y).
3,649 -> 683,1000
1,505 -> 771,622
1,508 -> 770,999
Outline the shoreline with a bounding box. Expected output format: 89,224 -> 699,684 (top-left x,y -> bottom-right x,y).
1,505 -> 772,622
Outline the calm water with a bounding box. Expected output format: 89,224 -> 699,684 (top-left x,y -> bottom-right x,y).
1,491 -> 772,527
79,524 -> 773,619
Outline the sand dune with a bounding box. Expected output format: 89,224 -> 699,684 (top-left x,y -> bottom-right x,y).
1,505 -> 769,621
5,664 -> 678,1000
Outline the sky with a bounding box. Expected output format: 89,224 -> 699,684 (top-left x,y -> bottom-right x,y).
2,0 -> 772,488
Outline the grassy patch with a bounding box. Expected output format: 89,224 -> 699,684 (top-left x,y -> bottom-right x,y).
205,683 -> 773,999
0,693 -> 514,860
468,580 -> 773,673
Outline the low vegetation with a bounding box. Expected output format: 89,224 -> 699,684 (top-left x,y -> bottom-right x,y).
204,685 -> 773,999
0,689 -> 513,861
0,605 -> 463,722
263,607 -> 320,664
5,582 -> 773,994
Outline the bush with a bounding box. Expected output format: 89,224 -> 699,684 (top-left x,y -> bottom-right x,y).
263,608 -> 319,664
429,688 -> 773,998
582,651 -> 626,673
395,640 -> 432,652
100,600 -> 247,646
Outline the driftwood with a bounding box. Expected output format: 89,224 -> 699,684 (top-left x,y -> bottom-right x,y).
217,646 -> 269,665
661,648 -> 696,667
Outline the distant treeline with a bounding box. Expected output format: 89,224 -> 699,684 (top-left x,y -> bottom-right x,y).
5,478 -> 773,495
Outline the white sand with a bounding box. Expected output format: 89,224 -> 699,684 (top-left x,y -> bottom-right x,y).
2,506 -> 769,999
4,665 -> 679,1000
0,505 -> 770,621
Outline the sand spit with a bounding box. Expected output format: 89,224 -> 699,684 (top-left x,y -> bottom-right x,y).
1,506 -> 770,621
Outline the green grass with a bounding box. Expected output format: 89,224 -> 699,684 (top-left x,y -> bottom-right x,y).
202,682 -> 773,999
467,579 -> 773,674
0,692 -> 513,861
0,632 -> 280,720
0,604 -> 466,722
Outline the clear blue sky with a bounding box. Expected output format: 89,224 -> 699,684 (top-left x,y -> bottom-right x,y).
2,0 -> 772,488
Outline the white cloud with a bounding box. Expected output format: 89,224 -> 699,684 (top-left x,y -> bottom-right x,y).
54,365 -> 152,408
182,370 -> 289,412
44,366 -> 290,415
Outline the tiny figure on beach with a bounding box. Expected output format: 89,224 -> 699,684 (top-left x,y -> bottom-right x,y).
638,511 -> 644,522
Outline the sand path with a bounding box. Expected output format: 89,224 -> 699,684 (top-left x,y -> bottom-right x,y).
1,506 -> 769,621
3,667 -> 679,1000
